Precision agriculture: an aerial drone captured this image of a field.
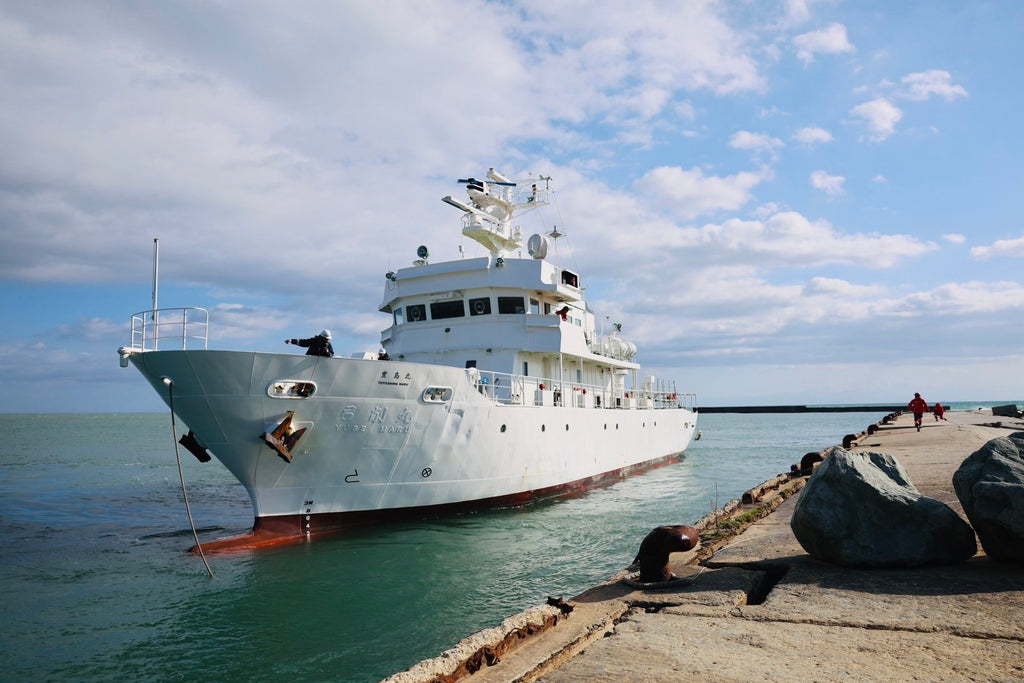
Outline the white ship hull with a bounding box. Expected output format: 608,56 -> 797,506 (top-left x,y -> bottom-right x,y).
132,349 -> 697,548
121,169 -> 699,551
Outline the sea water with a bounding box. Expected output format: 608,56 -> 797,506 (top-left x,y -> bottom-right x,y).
0,405 -> 1015,681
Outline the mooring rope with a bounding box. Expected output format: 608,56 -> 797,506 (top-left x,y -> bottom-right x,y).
164,378 -> 215,578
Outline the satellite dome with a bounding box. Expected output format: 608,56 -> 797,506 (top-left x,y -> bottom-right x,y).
527,233 -> 549,259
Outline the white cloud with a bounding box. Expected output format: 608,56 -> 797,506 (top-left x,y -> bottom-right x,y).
971,235 -> 1024,259
635,165 -> 770,220
802,276 -> 885,297
525,2 -> 766,97
729,130 -> 784,158
792,22 -> 855,64
872,175 -> 888,183
849,97 -> 903,141
942,233 -> 966,245
901,70 -> 967,102
880,281 -> 1024,315
810,170 -> 845,196
792,126 -> 833,145
784,0 -> 813,26
681,211 -> 933,269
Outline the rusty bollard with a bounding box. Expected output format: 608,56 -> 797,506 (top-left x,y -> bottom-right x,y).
633,525 -> 699,583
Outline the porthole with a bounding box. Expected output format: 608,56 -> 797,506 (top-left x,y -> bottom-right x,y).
268,380 -> 317,399
423,387 -> 453,403
541,424 -> 546,432
500,424 -> 507,433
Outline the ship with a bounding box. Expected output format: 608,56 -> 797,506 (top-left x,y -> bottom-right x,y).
118,169 -> 699,551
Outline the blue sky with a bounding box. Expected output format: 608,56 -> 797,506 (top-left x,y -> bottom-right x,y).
2,0 -> 1022,412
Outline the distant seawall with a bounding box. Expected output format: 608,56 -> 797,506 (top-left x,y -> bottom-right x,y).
698,405 -> 906,414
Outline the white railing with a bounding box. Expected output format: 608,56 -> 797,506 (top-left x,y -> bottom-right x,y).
128,307 -> 209,351
470,368 -> 696,411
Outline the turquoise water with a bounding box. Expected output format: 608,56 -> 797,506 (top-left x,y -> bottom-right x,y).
0,405 -> 1016,681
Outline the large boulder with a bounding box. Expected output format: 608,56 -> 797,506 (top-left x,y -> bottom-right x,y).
791,448 -> 976,567
953,431 -> 1024,562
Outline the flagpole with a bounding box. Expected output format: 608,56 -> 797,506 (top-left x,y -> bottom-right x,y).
152,238 -> 159,349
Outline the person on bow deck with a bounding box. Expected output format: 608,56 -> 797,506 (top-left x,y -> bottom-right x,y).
285,329 -> 334,357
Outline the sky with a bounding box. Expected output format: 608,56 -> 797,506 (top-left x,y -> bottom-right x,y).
1,0 -> 1022,413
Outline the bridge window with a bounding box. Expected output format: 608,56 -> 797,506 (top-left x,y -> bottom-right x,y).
393,307 -> 405,325
430,300 -> 465,319
498,296 -> 525,314
407,304 -> 426,322
561,270 -> 579,288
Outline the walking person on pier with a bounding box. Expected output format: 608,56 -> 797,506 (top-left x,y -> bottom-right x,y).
908,392 -> 929,432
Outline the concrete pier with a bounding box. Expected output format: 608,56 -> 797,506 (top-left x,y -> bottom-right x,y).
386,410 -> 1024,682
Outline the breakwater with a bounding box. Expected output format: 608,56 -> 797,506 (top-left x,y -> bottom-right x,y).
389,410 -> 1024,682
699,404 -> 906,413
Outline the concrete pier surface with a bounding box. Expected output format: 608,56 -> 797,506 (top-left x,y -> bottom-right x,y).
387,410 -> 1024,682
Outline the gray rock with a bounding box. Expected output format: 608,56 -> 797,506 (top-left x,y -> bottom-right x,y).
953,431 -> 1024,562
791,447 -> 976,567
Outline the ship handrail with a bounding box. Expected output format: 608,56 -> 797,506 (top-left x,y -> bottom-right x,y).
470,368 -> 696,411
126,307 -> 209,352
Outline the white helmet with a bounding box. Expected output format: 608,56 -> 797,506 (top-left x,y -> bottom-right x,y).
319,329 -> 332,339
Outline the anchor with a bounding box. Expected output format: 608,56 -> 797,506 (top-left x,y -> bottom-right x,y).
178,430 -> 212,463
259,411 -> 307,463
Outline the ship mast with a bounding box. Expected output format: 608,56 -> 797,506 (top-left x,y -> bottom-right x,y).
441,169 -> 549,257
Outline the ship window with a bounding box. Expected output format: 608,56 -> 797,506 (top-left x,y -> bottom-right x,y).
469,297 -> 491,316
529,298 -> 540,314
394,307 -> 405,325
498,296 -> 525,314
268,381 -> 317,399
560,270 -> 579,288
431,300 -> 465,319
407,304 -> 426,322
423,387 -> 453,403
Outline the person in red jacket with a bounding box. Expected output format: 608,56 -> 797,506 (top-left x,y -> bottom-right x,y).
933,402 -> 946,421
908,392 -> 929,431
